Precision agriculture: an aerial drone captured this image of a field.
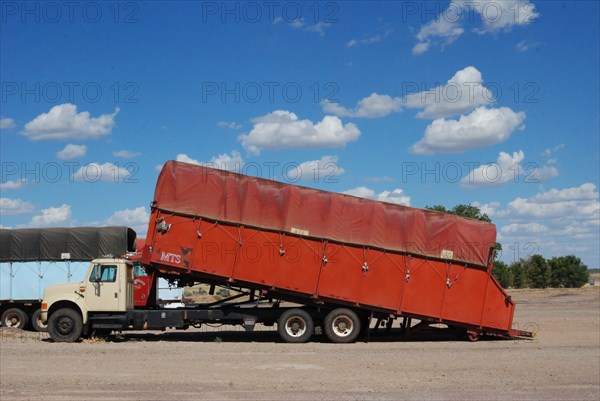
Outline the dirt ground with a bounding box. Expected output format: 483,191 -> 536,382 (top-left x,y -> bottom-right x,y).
1,287 -> 598,401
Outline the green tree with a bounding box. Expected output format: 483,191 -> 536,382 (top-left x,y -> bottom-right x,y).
523,254 -> 551,288
492,260 -> 514,288
425,204 -> 491,222
549,255 -> 589,288
510,261 -> 529,288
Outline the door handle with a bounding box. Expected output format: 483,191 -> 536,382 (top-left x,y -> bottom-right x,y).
114,292 -> 118,298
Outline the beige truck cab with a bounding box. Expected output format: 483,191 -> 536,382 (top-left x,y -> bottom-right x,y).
41,258 -> 134,342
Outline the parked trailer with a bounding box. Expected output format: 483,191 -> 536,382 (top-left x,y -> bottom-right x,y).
41,161 -> 533,342
0,227 -> 139,331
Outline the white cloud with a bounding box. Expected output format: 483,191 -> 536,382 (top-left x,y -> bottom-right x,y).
176,150 -> 244,172
471,201 -> 500,217
501,222 -> 548,234
413,16 -> 464,55
322,93 -> 403,118
530,183 -> 599,203
541,143 -> 565,157
343,186 -> 375,198
0,198 -> 34,215
461,150 -> 524,187
0,179 -> 26,191
105,206 -> 149,236
412,41 -> 431,55
534,165 -> 559,182
347,28 -> 392,48
30,204 -> 72,227
467,0 -> 539,33
72,162 -> 132,183
287,156 -> 345,181
364,176 -> 394,183
0,117 -> 16,129
515,39 -> 539,52
323,66 -> 494,119
56,144 -> 87,160
377,189 -> 411,206
304,21 -> 331,36
499,183 -> 600,220
22,103 -> 119,140
113,150 -> 140,159
405,66 -> 495,119
462,150 -> 558,188
238,110 -> 360,155
217,121 -> 242,130
412,0 -> 538,54
411,106 -> 526,154
494,183 -> 599,268
274,17 -> 331,36
343,186 -> 410,206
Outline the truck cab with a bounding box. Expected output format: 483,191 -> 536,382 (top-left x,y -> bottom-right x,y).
41,258 -> 134,342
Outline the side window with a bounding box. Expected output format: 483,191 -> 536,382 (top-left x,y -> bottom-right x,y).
90,264 -> 118,283
133,264 -> 147,278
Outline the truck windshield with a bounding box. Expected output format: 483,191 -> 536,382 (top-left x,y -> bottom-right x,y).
89,264 -> 118,282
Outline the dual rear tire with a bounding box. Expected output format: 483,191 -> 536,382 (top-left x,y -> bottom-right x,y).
1,308 -> 29,330
277,307 -> 362,344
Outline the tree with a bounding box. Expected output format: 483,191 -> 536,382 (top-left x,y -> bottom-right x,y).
549,255 -> 589,288
425,204 -> 491,222
523,254 -> 551,288
510,261 -> 529,288
492,260 -> 513,288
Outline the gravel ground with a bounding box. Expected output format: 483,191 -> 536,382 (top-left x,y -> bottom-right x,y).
1,287 -> 598,400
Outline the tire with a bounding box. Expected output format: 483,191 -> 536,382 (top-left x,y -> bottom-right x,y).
31,309 -> 48,332
47,308 -> 83,343
324,308 -> 361,343
277,308 -> 314,343
1,308 -> 29,330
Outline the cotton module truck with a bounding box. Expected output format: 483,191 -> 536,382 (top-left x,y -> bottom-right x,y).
40,160 -> 533,343
0,227 -> 150,331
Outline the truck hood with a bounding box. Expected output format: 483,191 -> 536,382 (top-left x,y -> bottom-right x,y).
43,282 -> 81,302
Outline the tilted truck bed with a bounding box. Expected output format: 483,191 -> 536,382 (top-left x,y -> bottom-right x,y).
143,160 -> 527,337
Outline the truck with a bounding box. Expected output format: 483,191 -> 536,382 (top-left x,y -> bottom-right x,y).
0,226 -> 138,331
40,160 -> 534,343
0,227 -> 181,331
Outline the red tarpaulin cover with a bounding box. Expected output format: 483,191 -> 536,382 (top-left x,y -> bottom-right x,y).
154,161 -> 496,269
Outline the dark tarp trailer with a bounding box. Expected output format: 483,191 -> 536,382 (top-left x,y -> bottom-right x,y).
0,227 -> 137,262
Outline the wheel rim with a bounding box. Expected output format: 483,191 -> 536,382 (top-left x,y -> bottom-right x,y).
4,314 -> 20,328
332,316 -> 354,337
285,316 -> 307,338
56,316 -> 74,335
36,315 -> 48,329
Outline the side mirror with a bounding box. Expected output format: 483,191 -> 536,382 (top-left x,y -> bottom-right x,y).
93,265 -> 102,282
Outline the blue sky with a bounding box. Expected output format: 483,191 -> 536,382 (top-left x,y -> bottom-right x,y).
1,1 -> 599,269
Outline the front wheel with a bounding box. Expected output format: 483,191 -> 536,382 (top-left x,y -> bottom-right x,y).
277,309 -> 314,343
324,308 -> 361,343
48,308 -> 83,343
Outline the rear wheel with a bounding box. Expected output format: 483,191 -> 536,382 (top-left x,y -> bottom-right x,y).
1,308 -> 29,330
48,308 -> 83,343
31,309 -> 48,332
324,308 -> 361,343
277,309 -> 314,343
